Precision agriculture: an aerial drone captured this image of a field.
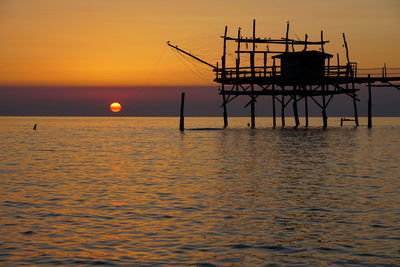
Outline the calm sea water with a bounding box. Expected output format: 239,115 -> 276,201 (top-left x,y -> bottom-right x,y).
1,117 -> 399,266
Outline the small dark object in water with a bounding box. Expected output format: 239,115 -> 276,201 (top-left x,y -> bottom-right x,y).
22,230 -> 35,235
33,124 -> 37,130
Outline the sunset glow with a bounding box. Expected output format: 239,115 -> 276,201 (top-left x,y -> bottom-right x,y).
0,0 -> 399,87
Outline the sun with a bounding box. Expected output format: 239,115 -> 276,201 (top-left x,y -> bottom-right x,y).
110,102 -> 122,112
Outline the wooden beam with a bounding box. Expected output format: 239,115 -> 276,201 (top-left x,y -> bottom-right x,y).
167,42 -> 216,69
224,36 -> 329,45
235,50 -> 283,54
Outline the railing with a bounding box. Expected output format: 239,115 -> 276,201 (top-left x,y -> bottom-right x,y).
215,63 -> 400,81
356,67 -> 400,78
215,66 -> 281,80
325,62 -> 357,78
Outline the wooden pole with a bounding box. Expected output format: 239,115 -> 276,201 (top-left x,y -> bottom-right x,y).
322,85 -> 328,128
250,19 -> 256,129
305,86 -> 309,127
342,33 -> 350,63
320,31 -> 325,53
251,97 -> 255,129
293,86 -> 300,128
179,92 -> 185,131
281,93 -> 285,127
263,52 -> 267,77
236,27 -> 241,78
285,21 -> 290,53
303,34 -> 308,51
343,33 -> 358,126
368,74 -> 372,128
222,26 -> 228,78
352,82 -> 359,126
384,63 -> 387,78
273,58 -> 276,77
327,57 -> 331,77
222,26 -> 228,128
342,33 -> 353,77
222,92 -> 228,128
272,84 -> 276,128
293,98 -> 300,128
251,19 -> 256,78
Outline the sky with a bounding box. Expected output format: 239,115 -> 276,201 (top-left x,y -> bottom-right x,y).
0,0 -> 399,116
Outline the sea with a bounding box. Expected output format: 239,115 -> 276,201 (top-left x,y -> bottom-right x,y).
0,116 -> 399,266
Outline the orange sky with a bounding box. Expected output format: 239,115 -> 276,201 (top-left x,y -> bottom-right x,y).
0,0 -> 399,86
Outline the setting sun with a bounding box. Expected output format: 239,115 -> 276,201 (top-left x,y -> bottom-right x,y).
110,102 -> 122,112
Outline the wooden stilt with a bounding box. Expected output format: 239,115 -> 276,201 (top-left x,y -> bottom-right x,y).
305,86 -> 309,127
281,94 -> 285,127
293,86 -> 300,128
272,85 -> 276,128
352,82 -> 359,126
293,99 -> 300,128
179,92 -> 185,131
250,19 -> 256,129
368,74 -> 372,128
222,91 -> 228,128
221,26 -> 228,128
322,85 -> 328,128
251,97 -> 256,129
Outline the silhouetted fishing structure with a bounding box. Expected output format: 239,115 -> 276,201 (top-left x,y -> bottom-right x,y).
168,20 -> 400,128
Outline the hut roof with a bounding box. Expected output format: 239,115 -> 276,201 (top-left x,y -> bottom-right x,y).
272,50 -> 333,59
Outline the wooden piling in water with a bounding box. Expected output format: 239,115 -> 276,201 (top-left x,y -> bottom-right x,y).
281,94 -> 286,127
305,86 -> 309,127
368,74 -> 372,128
293,87 -> 300,128
272,85 -> 276,128
251,97 -> 256,129
179,92 -> 185,131
222,26 -> 228,128
322,85 -> 328,129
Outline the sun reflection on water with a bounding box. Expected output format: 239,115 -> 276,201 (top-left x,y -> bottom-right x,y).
0,117 -> 399,265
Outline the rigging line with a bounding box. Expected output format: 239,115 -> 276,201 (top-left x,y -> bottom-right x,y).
141,45 -> 168,82
173,49 -> 214,85
180,50 -> 215,73
293,31 -> 301,41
